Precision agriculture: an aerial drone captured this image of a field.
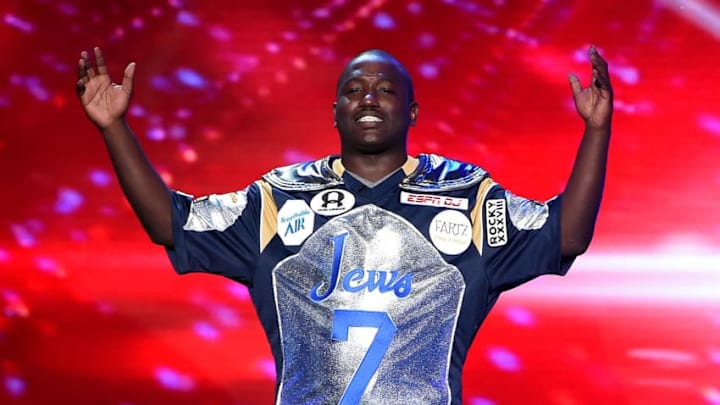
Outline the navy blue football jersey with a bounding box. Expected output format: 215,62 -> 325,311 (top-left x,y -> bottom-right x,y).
166,154 -> 572,405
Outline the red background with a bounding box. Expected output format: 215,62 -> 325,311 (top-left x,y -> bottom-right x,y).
1,0 -> 719,404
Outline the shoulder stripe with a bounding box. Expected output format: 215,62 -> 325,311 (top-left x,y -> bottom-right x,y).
258,180 -> 278,253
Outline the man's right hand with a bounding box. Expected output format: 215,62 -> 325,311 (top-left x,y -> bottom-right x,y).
77,47 -> 136,130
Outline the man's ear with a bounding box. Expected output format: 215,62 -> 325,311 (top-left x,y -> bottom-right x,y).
410,102 -> 419,126
332,102 -> 337,127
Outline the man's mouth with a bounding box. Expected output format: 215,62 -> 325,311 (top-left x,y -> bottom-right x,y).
354,110 -> 384,129
356,116 -> 383,123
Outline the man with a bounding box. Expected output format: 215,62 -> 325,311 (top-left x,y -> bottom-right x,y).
77,45 -> 612,404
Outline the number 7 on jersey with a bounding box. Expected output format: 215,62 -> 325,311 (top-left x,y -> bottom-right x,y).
331,309 -> 397,404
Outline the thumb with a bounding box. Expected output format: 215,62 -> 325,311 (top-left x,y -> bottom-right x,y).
567,73 -> 582,97
122,62 -> 136,96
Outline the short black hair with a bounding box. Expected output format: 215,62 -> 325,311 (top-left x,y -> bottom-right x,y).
337,49 -> 415,102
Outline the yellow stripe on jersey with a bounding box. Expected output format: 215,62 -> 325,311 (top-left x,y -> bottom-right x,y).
470,177 -> 496,256
331,158 -> 345,176
401,156 -> 419,175
258,180 -> 278,253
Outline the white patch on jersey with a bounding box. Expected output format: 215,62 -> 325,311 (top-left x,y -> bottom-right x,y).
278,200 -> 314,246
310,189 -> 355,216
183,190 -> 248,232
429,209 -> 472,255
400,191 -> 469,211
485,199 -> 507,247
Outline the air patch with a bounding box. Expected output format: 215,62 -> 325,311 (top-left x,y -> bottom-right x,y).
277,200 -> 314,246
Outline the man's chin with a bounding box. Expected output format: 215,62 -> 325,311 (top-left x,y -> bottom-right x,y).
339,128 -> 405,154
354,138 -> 405,155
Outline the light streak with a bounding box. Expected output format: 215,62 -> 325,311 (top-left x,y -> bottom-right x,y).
659,0 -> 720,39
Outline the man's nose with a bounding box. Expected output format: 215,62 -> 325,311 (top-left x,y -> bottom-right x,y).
361,90 -> 378,106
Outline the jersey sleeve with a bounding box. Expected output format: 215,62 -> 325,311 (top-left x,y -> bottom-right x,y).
480,183 -> 574,293
165,183 -> 262,284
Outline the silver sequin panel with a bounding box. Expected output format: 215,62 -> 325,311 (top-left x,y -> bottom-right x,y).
273,204 -> 465,405
182,190 -> 249,232
504,190 -> 549,230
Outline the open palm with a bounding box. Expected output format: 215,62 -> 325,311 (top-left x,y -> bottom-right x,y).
77,47 -> 135,130
568,46 -> 613,130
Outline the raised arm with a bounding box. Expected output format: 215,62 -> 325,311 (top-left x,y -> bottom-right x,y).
77,47 -> 173,246
561,45 -> 614,257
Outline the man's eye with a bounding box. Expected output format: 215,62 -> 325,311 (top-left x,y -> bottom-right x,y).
380,88 -> 394,94
346,87 -> 361,94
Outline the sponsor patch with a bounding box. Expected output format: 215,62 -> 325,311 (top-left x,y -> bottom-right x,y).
310,189 -> 355,216
485,199 -> 507,247
429,210 -> 472,255
400,191 -> 468,210
277,200 -> 314,246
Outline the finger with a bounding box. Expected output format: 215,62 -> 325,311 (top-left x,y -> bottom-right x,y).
567,73 -> 583,97
121,62 -> 136,96
76,80 -> 86,97
593,69 -> 614,97
592,69 -> 604,90
589,46 -> 609,76
588,48 -> 612,93
591,52 -> 609,72
81,50 -> 97,79
94,46 -> 108,75
594,62 -> 612,89
77,57 -> 87,80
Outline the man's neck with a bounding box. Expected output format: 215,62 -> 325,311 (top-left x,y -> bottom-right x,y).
340,151 -> 408,183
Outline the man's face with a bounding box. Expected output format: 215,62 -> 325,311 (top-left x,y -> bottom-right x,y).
334,55 -> 418,154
